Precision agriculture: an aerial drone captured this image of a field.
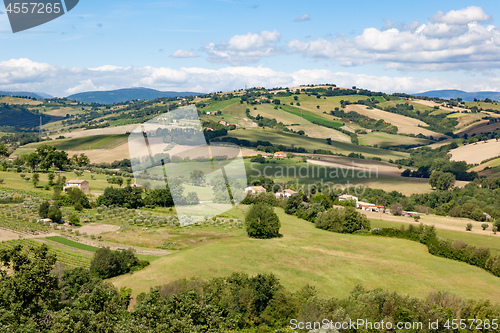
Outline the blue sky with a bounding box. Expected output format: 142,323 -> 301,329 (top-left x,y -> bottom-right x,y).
1,0 -> 500,96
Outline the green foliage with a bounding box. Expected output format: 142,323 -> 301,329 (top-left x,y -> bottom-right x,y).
245,203 -> 281,239
429,171 -> 456,190
315,206 -> 370,233
90,247 -> 149,279
97,186 -> 144,209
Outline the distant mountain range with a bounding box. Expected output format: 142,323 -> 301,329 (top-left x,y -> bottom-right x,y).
0,91 -> 53,100
66,87 -> 202,104
412,90 -> 500,102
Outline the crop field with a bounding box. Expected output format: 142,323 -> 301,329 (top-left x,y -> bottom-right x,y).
225,127 -> 409,160
450,139 -> 500,164
359,132 -> 431,147
0,96 -> 43,105
280,105 -> 343,128
0,238 -> 92,268
200,98 -> 239,113
45,236 -> 100,252
24,134 -> 129,151
345,105 -> 444,138
211,102 -> 257,127
112,208 -> 500,303
446,112 -> 484,128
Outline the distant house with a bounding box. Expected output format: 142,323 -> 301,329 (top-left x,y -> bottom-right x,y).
275,189 -> 298,199
357,201 -> 384,212
402,211 -> 419,217
244,186 -> 267,195
63,179 -> 90,193
338,194 -> 358,205
7,155 -> 19,162
274,151 -> 287,159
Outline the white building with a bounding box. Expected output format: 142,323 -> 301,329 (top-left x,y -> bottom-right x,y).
63,179 -> 90,193
244,186 -> 267,195
275,189 -> 298,199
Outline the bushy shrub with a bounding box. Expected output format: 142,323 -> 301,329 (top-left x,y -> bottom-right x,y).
245,203 -> 281,239
90,247 -> 149,279
315,206 -> 370,233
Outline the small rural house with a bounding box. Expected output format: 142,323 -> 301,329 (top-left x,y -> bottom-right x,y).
244,186 -> 267,195
63,179 -> 90,193
357,201 -> 384,212
338,194 -> 358,205
275,189 -> 298,199
273,152 -> 287,159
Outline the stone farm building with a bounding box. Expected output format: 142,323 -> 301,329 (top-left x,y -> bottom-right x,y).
63,179 -> 90,193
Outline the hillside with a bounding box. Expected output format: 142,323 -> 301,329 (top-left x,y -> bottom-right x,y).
413,89 -> 500,102
67,87 -> 202,104
112,208 -> 500,303
0,90 -> 52,100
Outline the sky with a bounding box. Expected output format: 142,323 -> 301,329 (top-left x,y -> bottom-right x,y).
1,0 -> 500,97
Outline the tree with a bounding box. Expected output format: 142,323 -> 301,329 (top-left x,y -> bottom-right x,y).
190,170 -> 205,186
186,192 -> 199,205
466,223 -> 473,231
90,247 -> 148,279
32,173 -> 40,187
48,173 -> 55,186
0,144 -> 8,157
245,203 -> 281,239
391,203 -> 403,216
0,244 -> 60,318
48,205 -> 62,223
481,223 -> 489,231
39,201 -> 50,218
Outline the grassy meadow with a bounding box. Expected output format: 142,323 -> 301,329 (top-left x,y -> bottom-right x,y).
112,208 -> 500,303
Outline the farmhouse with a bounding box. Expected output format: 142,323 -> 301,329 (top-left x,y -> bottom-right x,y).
275,189 -> 298,199
244,186 -> 267,195
338,194 -> 358,205
63,179 -> 90,193
357,201 -> 384,212
274,152 -> 287,159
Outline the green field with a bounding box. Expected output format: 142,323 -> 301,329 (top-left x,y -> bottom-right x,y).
200,98 -> 239,113
45,236 -> 101,252
359,132 -> 431,147
23,134 -> 128,151
280,104 -> 343,128
225,127 -> 409,160
370,219 -> 500,256
112,208 -> 500,302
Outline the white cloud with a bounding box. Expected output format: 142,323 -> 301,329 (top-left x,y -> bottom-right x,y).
288,6 -> 500,71
1,58 -> 500,97
170,49 -> 199,58
204,30 -> 281,65
294,14 -> 310,22
432,6 -> 491,25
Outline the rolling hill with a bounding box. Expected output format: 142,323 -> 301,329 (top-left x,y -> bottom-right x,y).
413,89 -> 500,102
0,90 -> 52,100
67,87 -> 202,104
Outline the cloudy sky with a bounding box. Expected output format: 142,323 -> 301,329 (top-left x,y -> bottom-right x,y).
1,0 -> 500,97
